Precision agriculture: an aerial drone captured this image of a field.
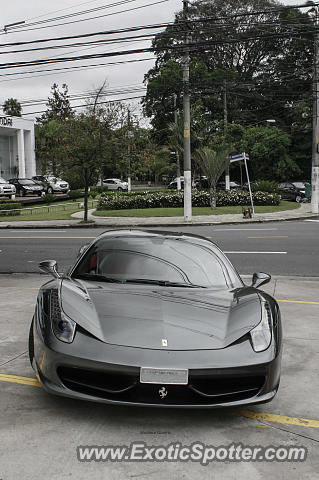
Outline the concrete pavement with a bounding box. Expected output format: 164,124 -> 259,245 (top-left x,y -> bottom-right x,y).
0,202 -> 318,228
1,274 -> 319,479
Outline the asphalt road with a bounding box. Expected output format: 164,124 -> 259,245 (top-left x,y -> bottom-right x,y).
0,220 -> 318,276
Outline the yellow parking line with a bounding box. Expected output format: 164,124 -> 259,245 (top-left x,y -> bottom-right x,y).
1,373 -> 319,429
0,286 -> 318,305
277,299 -> 319,305
238,410 -> 319,428
0,373 -> 40,387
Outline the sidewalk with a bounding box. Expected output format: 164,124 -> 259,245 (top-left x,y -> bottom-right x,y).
0,202 -> 318,228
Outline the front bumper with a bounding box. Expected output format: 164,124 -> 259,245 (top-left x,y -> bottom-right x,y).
33,323 -> 281,408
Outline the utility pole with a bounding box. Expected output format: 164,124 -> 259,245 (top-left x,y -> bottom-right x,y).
312,7 -> 319,214
223,80 -> 230,191
182,0 -> 192,221
127,108 -> 132,192
173,94 -> 182,190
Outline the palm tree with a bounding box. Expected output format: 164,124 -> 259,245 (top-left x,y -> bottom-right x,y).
196,144 -> 230,208
3,98 -> 22,117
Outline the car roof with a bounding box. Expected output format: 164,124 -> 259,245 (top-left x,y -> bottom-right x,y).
91,229 -> 222,253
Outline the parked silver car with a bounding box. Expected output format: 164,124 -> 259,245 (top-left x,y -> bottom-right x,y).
32,175 -> 69,194
0,177 -> 16,199
102,178 -> 128,191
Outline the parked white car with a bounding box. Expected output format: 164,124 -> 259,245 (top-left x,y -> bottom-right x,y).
0,177 -> 16,199
102,178 -> 128,191
32,175 -> 69,194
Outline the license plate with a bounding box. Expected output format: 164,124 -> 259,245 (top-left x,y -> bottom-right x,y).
140,367 -> 188,385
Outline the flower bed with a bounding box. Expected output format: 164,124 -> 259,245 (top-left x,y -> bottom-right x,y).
97,190 -> 280,211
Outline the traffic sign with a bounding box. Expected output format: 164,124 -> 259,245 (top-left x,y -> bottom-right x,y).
229,153 -> 249,163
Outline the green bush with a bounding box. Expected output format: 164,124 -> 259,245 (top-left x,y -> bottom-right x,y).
90,185 -> 109,194
68,189 -> 84,201
42,193 -> 56,204
0,202 -> 22,216
251,180 -> 279,194
97,190 -> 280,211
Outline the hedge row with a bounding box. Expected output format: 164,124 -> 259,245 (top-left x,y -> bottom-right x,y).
97,190 -> 281,211
0,202 -> 22,216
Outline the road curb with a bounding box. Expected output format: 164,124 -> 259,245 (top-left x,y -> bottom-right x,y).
0,213 -> 319,228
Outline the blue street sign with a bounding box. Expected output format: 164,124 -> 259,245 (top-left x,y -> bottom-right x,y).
229,153 -> 249,163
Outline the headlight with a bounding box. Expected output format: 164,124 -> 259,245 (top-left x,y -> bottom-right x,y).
49,289 -> 76,343
250,301 -> 272,352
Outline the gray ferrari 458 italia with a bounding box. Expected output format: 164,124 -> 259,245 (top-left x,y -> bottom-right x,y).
29,229 -> 282,408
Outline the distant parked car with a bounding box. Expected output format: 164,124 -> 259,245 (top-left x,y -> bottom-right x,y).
168,178 -> 184,189
195,179 -> 241,190
8,178 -> 44,197
32,175 -> 69,194
217,181 -> 241,190
102,178 -> 128,191
0,177 -> 16,199
278,182 -> 306,202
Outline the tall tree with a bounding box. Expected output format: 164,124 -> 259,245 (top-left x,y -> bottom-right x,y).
38,83 -> 74,124
3,98 -> 22,116
143,0 -> 314,172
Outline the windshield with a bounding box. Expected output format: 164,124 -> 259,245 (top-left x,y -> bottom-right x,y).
292,182 -> 305,189
72,236 -> 235,288
20,179 -> 36,185
0,178 -> 8,184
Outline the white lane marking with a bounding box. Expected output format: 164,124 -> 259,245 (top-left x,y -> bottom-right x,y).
213,228 -> 279,231
304,220 -> 319,222
224,251 -> 287,254
8,230 -> 68,233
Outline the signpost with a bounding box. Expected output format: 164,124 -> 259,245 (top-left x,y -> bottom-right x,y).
229,152 -> 255,216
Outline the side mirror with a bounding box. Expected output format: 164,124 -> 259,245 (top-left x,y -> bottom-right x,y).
39,260 -> 61,278
251,272 -> 271,289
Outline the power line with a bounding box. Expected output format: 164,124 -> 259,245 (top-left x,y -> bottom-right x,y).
21,95 -> 146,117
1,0 -> 170,35
0,27 -> 317,71
15,0 -> 141,30
0,57 -> 154,82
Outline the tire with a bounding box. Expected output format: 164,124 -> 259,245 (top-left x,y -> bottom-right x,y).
21,189 -> 26,197
37,192 -> 42,197
47,187 -> 53,194
117,187 -> 123,191
295,195 -> 302,203
28,319 -> 34,366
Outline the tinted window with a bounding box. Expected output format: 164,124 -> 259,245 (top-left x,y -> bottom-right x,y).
20,179 -> 36,185
73,237 -> 234,288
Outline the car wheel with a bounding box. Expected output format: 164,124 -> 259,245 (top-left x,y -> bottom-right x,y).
28,319 -> 34,366
47,187 -> 53,194
295,195 -> 302,203
21,190 -> 26,197
117,187 -> 123,191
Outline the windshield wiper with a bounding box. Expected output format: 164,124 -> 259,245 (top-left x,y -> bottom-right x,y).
74,273 -> 123,283
125,278 -> 204,288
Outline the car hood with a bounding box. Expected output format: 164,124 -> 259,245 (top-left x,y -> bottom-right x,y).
60,279 -> 262,350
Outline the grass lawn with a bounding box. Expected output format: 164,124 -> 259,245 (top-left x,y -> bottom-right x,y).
94,201 -> 300,218
0,199 -> 97,222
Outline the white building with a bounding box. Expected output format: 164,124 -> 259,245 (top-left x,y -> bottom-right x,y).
0,115 -> 36,180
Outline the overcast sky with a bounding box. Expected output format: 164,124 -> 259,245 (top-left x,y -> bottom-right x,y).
0,0 -> 307,121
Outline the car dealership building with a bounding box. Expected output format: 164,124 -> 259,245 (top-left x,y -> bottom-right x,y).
0,115 -> 36,180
